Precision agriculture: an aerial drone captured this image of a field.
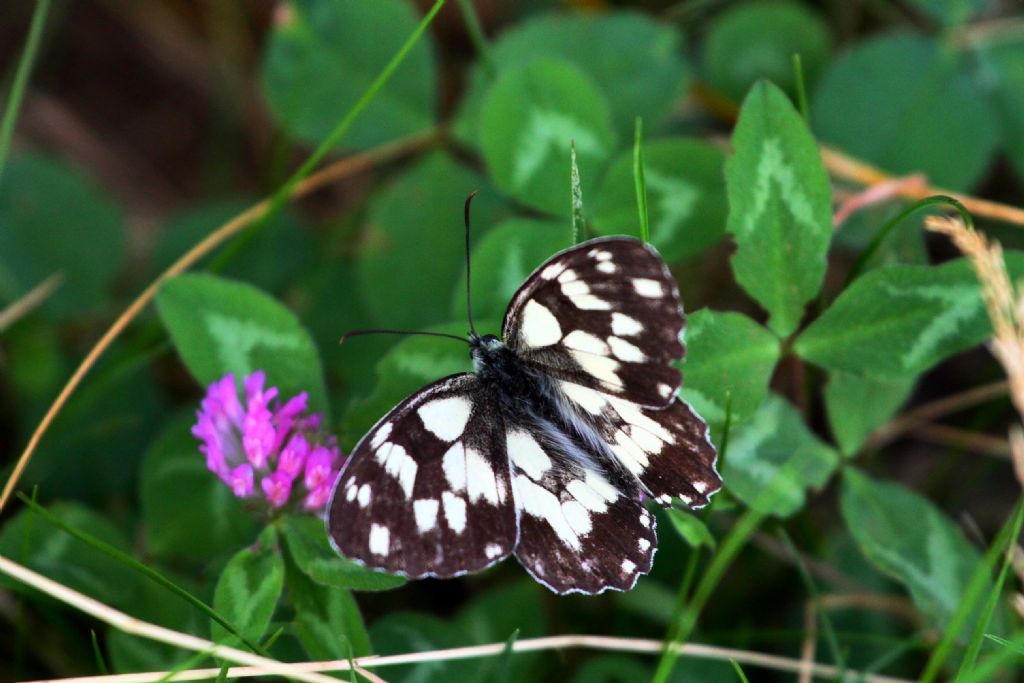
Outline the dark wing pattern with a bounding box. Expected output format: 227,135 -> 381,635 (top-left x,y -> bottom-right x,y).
555,380 -> 721,508
502,419 -> 657,594
327,374 -> 518,579
502,237 -> 686,408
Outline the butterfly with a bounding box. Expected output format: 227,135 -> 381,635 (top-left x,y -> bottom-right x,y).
328,231 -> 721,595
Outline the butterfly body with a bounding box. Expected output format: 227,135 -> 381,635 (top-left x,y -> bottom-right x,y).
329,237 -> 722,594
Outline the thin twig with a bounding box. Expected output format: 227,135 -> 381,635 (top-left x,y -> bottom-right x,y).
0,272 -> 63,333
0,129 -> 438,512
902,422 -> 1011,458
0,554 -> 338,683
869,380 -> 1008,449
750,531 -> 864,592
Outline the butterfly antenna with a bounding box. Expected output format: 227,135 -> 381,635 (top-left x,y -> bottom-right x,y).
464,190 -> 479,337
339,329 -> 470,346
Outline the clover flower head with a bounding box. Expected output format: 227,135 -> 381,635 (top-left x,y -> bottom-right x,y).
192,371 -> 344,515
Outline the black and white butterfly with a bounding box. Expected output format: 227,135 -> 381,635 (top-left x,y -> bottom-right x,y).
328,227 -> 721,595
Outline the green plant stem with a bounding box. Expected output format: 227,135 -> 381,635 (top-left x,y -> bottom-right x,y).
570,142 -> 584,245
455,0 -> 494,76
791,53 -> 809,124
16,493 -> 268,658
652,507 -> 765,683
208,0 -> 446,273
845,195 -> 973,286
0,0 -> 51,181
634,116 -> 650,244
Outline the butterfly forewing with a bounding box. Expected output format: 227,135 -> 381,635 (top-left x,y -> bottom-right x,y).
503,238 -> 686,407
503,422 -> 657,594
327,374 -> 518,579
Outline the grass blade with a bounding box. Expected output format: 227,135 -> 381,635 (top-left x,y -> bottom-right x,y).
16,493 -> 267,657
571,142 -> 584,244
634,116 -> 650,244
0,0 -> 51,181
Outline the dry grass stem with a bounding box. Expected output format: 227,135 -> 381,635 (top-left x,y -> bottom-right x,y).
0,129 -> 438,512
832,174 -> 928,228
903,422 -> 1010,458
823,148 -> 1024,227
0,554 -> 339,683
0,273 -> 64,333
798,601 -> 817,683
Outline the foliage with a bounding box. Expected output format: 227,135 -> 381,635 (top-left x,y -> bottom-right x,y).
4,1 -> 1024,681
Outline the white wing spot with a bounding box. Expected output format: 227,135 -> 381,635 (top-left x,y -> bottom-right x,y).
679,493 -> 694,505
612,431 -> 650,474
656,494 -> 672,505
658,383 -> 673,398
608,336 -> 645,362
369,524 -> 390,556
370,422 -> 392,450
563,330 -> 609,355
566,479 -> 609,513
561,500 -> 593,536
442,492 -> 467,533
694,481 -> 709,494
559,381 -> 607,414
541,263 -> 563,280
357,483 -> 372,508
639,511 -> 652,527
466,447 -> 500,504
417,396 -> 473,442
611,312 -> 643,336
638,538 -> 651,552
572,351 -> 622,387
380,442 -> 417,498
521,300 -> 563,347
609,397 -> 676,444
557,268 -> 578,283
621,558 -> 637,574
596,261 -> 616,274
631,426 -> 664,455
345,482 -> 358,502
507,430 -> 552,481
485,543 -> 504,559
562,280 -> 591,297
414,498 -> 439,533
594,250 -> 612,261
514,475 -> 580,549
633,278 -> 663,297
442,442 -> 467,492
571,294 -> 611,310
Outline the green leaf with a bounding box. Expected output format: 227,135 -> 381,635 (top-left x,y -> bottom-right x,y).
725,80 -> 832,337
155,273 -> 327,411
976,37 -> 1024,182
286,553 -> 372,659
358,152 -> 506,329
151,198 -> 313,293
0,153 -> 124,314
841,468 -> 987,631
793,256 -> 1024,378
139,413 -> 257,562
666,509 -> 716,550
812,33 -> 998,192
702,0 -> 831,101
454,11 -> 689,148
593,139 -> 728,262
211,526 -> 284,644
723,394 -> 839,517
261,0 -> 437,150
0,502 -> 141,610
679,309 -> 781,427
479,60 -> 616,216
450,218 -> 569,324
825,371 -> 916,456
279,515 -> 406,591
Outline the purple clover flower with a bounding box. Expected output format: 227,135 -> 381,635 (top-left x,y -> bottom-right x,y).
192,371 -> 344,515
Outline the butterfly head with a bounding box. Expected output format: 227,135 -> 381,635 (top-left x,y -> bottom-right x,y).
469,332 -> 504,370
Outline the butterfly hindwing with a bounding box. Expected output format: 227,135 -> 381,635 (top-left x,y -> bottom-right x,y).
555,380 -> 721,508
503,421 -> 657,594
327,374 -> 518,579
503,238 -> 686,407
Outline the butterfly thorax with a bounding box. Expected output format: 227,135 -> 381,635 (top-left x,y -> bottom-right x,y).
470,333 -> 559,423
